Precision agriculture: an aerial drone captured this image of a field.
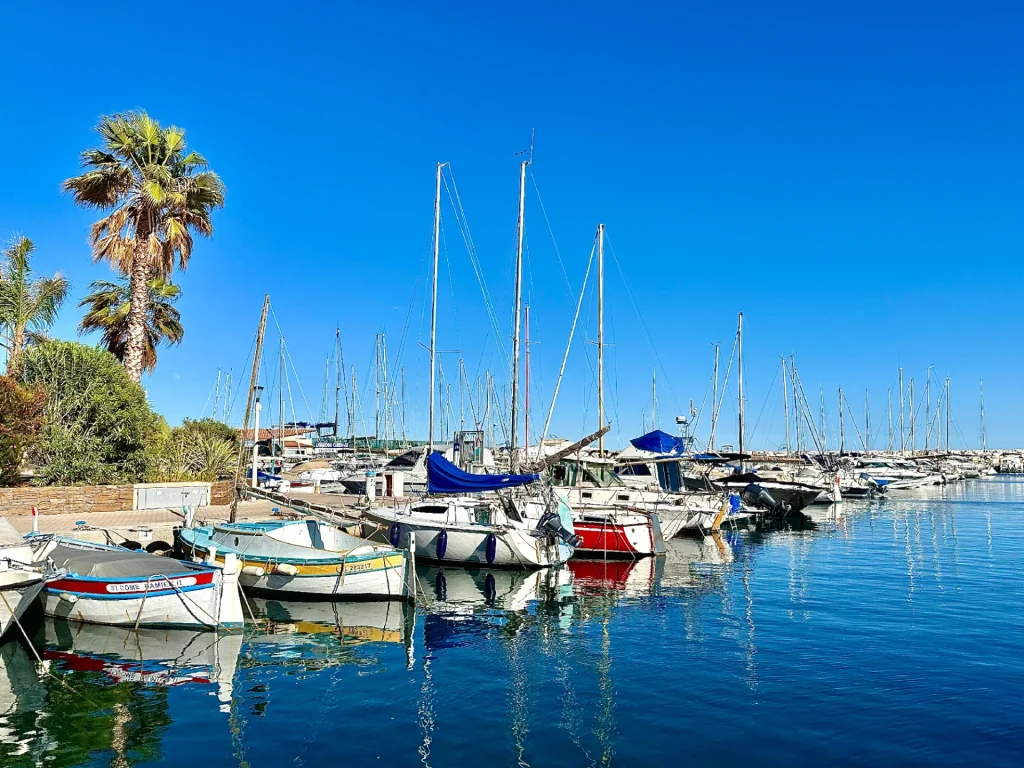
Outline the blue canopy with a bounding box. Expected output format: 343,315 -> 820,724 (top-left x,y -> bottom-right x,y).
629,429 -> 684,455
426,452 -> 539,494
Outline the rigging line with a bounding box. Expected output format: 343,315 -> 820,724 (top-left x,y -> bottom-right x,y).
440,220 -> 462,352
198,374 -> 219,419
687,353 -> 718,436
540,237 -> 597,445
227,329 -> 259,425
748,363 -> 781,445
528,167 -> 574,303
268,304 -> 316,421
710,333 -> 738,447
604,233 -> 682,413
443,169 -> 510,371
394,225 -> 433,386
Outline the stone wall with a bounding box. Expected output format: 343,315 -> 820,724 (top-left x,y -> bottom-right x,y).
210,480 -> 233,505
0,484 -> 134,516
0,480 -> 234,516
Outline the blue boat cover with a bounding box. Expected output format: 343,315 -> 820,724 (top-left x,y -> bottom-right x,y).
629,429 -> 684,455
426,452 -> 539,494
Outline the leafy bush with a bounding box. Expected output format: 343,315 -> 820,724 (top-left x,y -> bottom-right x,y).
14,341 -> 160,485
0,377 -> 46,485
150,419 -> 238,482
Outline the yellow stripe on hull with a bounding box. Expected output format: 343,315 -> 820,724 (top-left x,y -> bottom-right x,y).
184,545 -> 404,576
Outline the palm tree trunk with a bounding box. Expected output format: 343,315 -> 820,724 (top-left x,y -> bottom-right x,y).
124,238 -> 151,383
9,324 -> 25,368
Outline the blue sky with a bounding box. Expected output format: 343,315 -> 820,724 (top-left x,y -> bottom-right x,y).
1,1 -> 1021,449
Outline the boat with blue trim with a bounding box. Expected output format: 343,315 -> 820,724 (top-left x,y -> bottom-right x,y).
40,537 -> 244,630
178,519 -> 411,601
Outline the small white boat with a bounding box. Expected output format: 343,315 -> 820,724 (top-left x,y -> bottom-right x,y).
179,519 -> 411,601
1,520 -> 58,640
41,537 -> 244,630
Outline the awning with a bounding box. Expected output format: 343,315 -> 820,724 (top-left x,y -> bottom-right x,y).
426,453 -> 539,494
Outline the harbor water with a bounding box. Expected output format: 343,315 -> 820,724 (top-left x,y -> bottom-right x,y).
2,478 -> 1022,766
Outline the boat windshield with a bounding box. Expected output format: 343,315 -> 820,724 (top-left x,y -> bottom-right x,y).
550,460 -> 624,488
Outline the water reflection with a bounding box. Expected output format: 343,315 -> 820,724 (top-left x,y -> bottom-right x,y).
0,480 -> 1020,765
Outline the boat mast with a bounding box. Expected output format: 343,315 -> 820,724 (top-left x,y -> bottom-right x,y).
279,340 -> 285,460
597,223 -> 606,456
401,366 -> 407,447
887,388 -> 893,452
898,366 -> 905,454
709,343 -> 720,450
945,376 -> 951,451
230,294 -> 269,523
838,386 -> 845,455
651,367 -> 657,430
429,162 -> 445,453
510,160 -> 528,465
820,385 -> 826,452
791,354 -> 800,452
782,357 -> 790,455
737,311 -> 744,459
865,389 -> 870,452
925,366 -> 931,451
333,327 -> 341,439
909,379 -> 915,456
214,368 -> 221,421
525,306 -> 530,453
374,334 -> 381,443
980,378 -> 986,451
349,367 -> 357,449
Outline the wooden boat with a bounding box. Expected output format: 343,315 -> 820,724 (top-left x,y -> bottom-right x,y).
178,519 -> 411,601
42,537 -> 243,630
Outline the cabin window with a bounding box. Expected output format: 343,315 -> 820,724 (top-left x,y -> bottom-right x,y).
617,494 -> 630,502
619,463 -> 652,476
582,491 -> 593,499
415,505 -> 449,515
474,507 -> 492,525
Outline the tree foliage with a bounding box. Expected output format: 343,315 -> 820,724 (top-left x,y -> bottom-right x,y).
0,235 -> 70,368
78,276 -> 184,374
0,377 -> 46,486
62,111 -> 224,382
14,341 -> 160,485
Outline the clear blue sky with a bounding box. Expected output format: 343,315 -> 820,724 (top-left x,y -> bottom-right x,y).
1,1 -> 1021,449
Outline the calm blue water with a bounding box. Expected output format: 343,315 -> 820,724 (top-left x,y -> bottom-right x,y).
2,477 -> 1023,767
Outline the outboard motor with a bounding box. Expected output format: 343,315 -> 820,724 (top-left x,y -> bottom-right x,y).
538,511 -> 584,548
741,483 -> 792,518
858,472 -> 888,494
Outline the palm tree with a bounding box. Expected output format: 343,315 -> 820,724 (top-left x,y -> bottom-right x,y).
78,277 -> 184,374
62,111 -> 224,381
0,235 -> 70,370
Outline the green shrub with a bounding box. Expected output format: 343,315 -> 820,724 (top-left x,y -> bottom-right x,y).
0,377 -> 46,485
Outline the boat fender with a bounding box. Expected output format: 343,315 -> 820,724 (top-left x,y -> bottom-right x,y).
486,533 -> 497,564
436,529 -> 448,560
389,522 -> 402,548
57,592 -> 78,604
274,563 -> 298,576
484,572 -> 496,605
241,565 -> 265,577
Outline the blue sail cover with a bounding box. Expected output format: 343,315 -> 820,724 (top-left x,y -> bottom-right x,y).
630,429 -> 684,455
426,452 -> 539,494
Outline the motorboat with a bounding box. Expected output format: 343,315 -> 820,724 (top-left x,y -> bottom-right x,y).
40,537 -> 243,630
178,519 -> 410,601
360,453 -> 579,568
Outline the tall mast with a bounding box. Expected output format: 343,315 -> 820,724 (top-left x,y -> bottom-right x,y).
349,367 -> 357,448
820,385 -> 826,452
887,388 -> 893,452
709,344 -> 720,450
484,371 -> 492,448
782,357 -> 790,455
524,306 -> 530,452
333,327 -> 341,438
838,386 -> 845,454
791,355 -> 800,452
597,223 -> 606,456
374,334 -> 381,442
865,389 -> 871,453
214,368 -> 221,421
736,312 -> 744,458
925,366 -> 931,451
230,294 -> 270,523
945,377 -> 951,451
401,366 -> 407,446
510,160 -> 528,464
908,379 -> 915,456
382,332 -> 389,449
898,366 -> 905,453
279,340 -> 285,457
651,367 -> 657,430
980,378 -> 986,451
428,162 -> 444,453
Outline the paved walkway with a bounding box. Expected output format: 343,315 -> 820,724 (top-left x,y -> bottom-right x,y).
8,499 -> 287,542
